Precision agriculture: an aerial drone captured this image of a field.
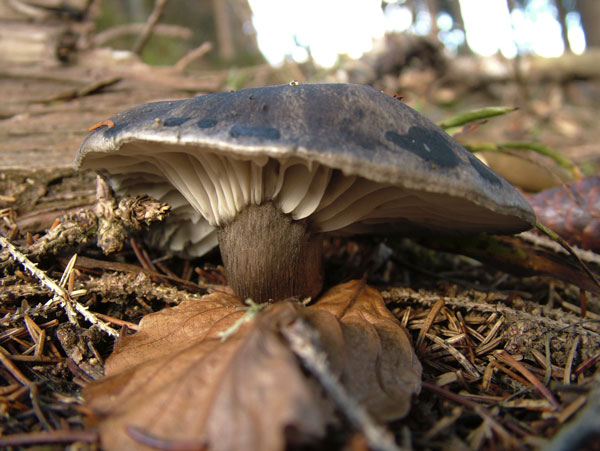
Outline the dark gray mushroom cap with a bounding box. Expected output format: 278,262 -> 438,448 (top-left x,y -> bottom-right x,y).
76,83 -> 535,255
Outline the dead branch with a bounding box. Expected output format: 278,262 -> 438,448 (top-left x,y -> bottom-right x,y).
94,23 -> 192,46
174,41 -> 213,72
132,0 -> 169,55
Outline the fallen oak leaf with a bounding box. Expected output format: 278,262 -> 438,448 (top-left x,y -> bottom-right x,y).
308,279 -> 422,421
84,293 -> 331,451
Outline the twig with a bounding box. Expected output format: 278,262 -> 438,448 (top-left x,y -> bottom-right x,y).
282,317 -> 402,451
0,429 -> 98,447
0,237 -> 119,337
94,312 -> 139,331
174,42 -> 213,72
1,235 -> 78,324
95,23 -> 192,46
536,221 -> 600,293
33,77 -> 121,103
133,0 -> 170,55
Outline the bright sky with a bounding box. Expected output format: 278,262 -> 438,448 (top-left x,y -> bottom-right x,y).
248,0 -> 586,67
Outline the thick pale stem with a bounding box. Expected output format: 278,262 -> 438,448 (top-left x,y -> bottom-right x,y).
217,202 -> 323,303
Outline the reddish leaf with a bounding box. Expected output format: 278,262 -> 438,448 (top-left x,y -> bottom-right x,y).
527,176 -> 600,251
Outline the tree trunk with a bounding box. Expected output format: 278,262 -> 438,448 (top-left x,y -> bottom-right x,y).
579,0 -> 600,48
426,0 -> 439,37
555,0 -> 571,53
213,0 -> 234,60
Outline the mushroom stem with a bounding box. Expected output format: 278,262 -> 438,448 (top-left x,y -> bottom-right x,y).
217,202 -> 323,303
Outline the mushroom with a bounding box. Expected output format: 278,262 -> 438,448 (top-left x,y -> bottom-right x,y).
75,83 -> 535,303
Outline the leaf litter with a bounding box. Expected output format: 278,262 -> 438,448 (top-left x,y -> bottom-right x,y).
1,170 -> 600,449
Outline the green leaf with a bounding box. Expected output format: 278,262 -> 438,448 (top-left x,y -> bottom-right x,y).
464,141 -> 581,179
438,106 -> 519,130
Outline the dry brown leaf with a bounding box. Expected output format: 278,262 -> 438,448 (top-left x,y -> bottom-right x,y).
84,280 -> 421,450
84,293 -> 331,451
307,279 -> 422,421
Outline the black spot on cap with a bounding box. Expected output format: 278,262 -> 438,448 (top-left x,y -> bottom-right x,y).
385,127 -> 460,168
468,154 -> 502,186
163,117 -> 189,127
197,118 -> 218,129
229,124 -> 281,140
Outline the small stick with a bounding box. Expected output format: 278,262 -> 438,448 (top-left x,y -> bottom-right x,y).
536,221 -> 600,294
283,317 -> 401,451
174,41 -> 213,72
0,429 -> 98,447
133,0 -> 170,55
95,23 -> 192,46
0,237 -> 119,337
0,236 -> 77,324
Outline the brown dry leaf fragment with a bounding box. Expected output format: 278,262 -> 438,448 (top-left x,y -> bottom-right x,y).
84,292 -> 330,451
421,233 -> 600,294
307,279 -> 422,421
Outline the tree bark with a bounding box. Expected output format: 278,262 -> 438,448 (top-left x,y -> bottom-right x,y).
555,0 -> 571,53
579,0 -> 600,48
213,0 -> 234,60
426,0 -> 439,37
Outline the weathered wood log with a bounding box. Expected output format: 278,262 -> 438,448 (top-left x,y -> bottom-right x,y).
0,21 -> 77,65
447,50 -> 600,87
0,0 -> 88,21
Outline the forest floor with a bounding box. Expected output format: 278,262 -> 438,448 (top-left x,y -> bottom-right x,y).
1,47 -> 600,450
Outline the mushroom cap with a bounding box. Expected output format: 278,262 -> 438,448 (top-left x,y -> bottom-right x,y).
76,83 -> 535,254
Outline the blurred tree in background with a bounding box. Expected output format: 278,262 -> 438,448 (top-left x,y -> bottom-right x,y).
95,0 -> 263,66
90,0 -> 599,68
578,0 -> 600,47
